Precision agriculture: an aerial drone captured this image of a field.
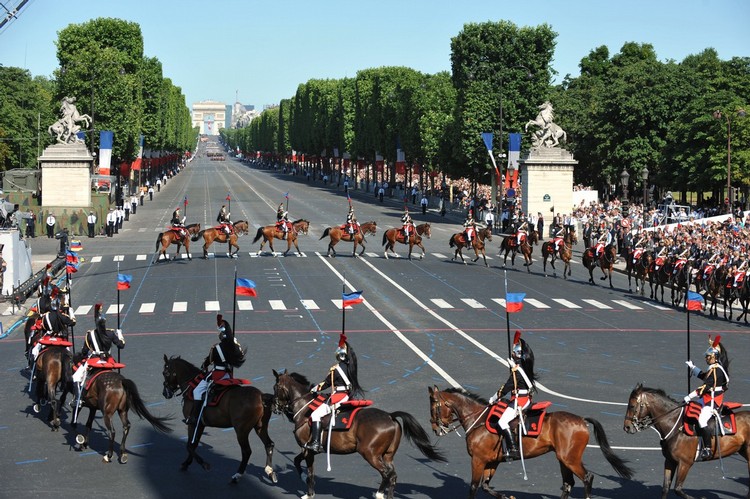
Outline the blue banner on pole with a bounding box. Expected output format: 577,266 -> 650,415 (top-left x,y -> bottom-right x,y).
481,132 -> 494,152
508,133 -> 521,152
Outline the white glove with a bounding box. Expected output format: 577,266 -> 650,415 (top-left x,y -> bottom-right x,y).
115,328 -> 124,344
686,360 -> 695,369
507,357 -> 516,368
683,395 -> 692,404
488,393 -> 498,405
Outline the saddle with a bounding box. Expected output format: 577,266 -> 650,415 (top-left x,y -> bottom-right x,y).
728,271 -> 746,288
632,248 -> 643,264
276,220 -> 292,232
653,256 -> 665,270
339,223 -> 358,235
683,400 -> 741,437
39,336 -> 72,347
170,227 -> 186,240
83,367 -> 125,391
485,400 -> 552,437
186,372 -> 251,407
214,223 -> 234,234
308,396 -> 373,431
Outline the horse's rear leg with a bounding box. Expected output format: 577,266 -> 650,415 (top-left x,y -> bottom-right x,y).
559,460 -> 592,499
76,407 -> 96,451
118,409 -> 131,464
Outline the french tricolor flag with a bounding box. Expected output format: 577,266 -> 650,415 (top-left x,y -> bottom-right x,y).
99,131 -> 113,175
235,278 -> 257,297
505,292 -> 526,313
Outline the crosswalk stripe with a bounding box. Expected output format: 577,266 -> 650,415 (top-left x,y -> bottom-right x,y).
643,302 -> 672,311
461,298 -> 485,309
269,300 -> 286,310
90,256 -> 102,263
300,300 -> 319,310
431,253 -> 447,259
332,299 -> 364,309
612,300 -> 643,310
139,303 -> 155,313
105,304 -> 123,314
205,301 -> 220,311
237,300 -> 253,311
138,228 -> 147,232
491,298 -> 507,309
74,305 -> 92,316
524,298 -> 550,309
114,255 -> 124,262
582,299 -> 612,309
430,298 -> 452,309
172,302 -> 187,312
136,254 -> 147,261
552,298 -> 581,309
365,252 -> 379,258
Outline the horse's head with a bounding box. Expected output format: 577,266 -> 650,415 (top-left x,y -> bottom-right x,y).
162,355 -> 198,399
272,369 -> 310,419
567,230 -> 578,245
363,221 -> 377,235
418,223 -> 431,239
428,386 -> 455,436
233,220 -> 249,235
623,383 -> 679,434
293,220 -> 309,235
481,226 -> 492,241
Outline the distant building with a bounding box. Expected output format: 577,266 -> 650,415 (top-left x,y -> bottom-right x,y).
232,102 -> 258,129
192,100 -> 226,135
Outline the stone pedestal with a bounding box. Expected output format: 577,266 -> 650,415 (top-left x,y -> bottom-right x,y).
519,147 -> 577,221
39,143 -> 93,207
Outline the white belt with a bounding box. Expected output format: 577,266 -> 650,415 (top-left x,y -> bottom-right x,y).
515,390 -> 529,395
334,386 -> 349,392
214,366 -> 227,371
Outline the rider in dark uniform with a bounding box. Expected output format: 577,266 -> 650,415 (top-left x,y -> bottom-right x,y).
463,210 -> 477,247
276,203 -> 289,238
217,204 -> 232,235
401,207 -> 413,239
345,205 -> 358,236
171,207 -> 187,240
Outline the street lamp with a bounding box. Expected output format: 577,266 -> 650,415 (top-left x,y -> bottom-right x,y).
713,108 -> 746,210
641,166 -> 649,229
620,168 -> 630,216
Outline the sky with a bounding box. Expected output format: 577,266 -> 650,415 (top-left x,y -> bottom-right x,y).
1,0 -> 748,111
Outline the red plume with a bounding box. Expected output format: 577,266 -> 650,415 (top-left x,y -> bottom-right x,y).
712,335 -> 721,348
46,263 -> 52,270
95,303 -> 103,313
338,333 -> 347,348
513,330 -> 522,345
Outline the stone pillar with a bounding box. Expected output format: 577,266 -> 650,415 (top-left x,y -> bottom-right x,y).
39,143 -> 93,207
519,147 -> 577,227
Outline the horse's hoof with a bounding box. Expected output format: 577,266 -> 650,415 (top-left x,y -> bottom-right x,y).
120,454 -> 128,464
230,472 -> 242,484
202,462 -> 211,471
76,434 -> 85,445
33,403 -> 40,413
102,455 -> 112,463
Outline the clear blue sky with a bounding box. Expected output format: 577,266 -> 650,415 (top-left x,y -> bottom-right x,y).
1,0 -> 747,110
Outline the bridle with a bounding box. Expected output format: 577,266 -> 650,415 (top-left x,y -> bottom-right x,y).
162,360 -> 189,398
430,392 -> 486,437
625,391 -> 684,440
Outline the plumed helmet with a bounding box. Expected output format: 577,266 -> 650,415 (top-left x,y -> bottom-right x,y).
94,303 -> 105,324
335,332 -> 348,361
512,330 -> 524,359
217,314 -> 232,341
705,335 -> 721,358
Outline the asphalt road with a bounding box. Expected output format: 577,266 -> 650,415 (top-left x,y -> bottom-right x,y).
1,144 -> 749,499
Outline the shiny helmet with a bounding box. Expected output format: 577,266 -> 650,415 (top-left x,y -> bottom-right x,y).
511,330 -> 524,359
705,335 -> 721,360
335,332 -> 348,362
217,314 -> 232,341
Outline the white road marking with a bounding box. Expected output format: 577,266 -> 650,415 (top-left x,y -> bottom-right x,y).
582,299 -> 612,309
300,300 -> 319,310
430,299 -> 452,309
612,300 -> 643,310
172,302 -> 187,312
139,303 -> 155,313
553,298 -> 581,309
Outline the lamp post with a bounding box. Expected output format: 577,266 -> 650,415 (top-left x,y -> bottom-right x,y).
641,166 -> 649,229
620,168 -> 630,217
713,108 -> 746,210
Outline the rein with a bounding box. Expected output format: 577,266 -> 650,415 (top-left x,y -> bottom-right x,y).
627,393 -> 685,440
432,394 -> 487,438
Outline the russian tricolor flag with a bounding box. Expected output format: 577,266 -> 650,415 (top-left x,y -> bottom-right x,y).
342,291 -> 364,308
236,278 -> 257,297
505,292 -> 526,313
117,273 -> 132,290
687,291 -> 704,311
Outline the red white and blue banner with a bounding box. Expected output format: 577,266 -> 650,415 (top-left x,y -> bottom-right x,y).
99,131 -> 113,175
342,291 -> 364,308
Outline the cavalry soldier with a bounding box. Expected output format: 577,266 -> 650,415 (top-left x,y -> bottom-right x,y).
684,335 -> 729,461
594,224 -> 614,259
463,210 -> 477,247
549,222 -> 565,253
488,330 -> 537,460
28,289 -> 76,363
276,203 -> 289,238
401,207 -> 414,239
515,216 -> 529,247
731,258 -> 747,288
171,207 -> 187,240
345,205 -> 358,236
305,332 -> 364,453
217,204 -> 232,236
185,315 -> 247,426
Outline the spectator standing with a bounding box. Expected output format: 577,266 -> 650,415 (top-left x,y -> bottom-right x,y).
25,209 -> 35,238
537,213 -> 544,236
106,208 -> 115,237
378,184 -> 385,202
46,212 -> 56,238
131,194 -> 138,215
140,187 -> 145,206
124,200 -> 130,221
87,211 -> 96,238
0,244 -> 6,291
116,205 -> 124,231
148,186 -> 154,201
420,194 -> 429,215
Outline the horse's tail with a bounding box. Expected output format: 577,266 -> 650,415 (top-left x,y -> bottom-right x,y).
585,417 -> 634,479
252,227 -> 264,244
191,230 -> 205,242
449,235 -> 456,248
320,227 -> 330,240
122,378 -> 173,434
155,233 -> 163,251
390,411 -> 447,462
381,231 -> 388,246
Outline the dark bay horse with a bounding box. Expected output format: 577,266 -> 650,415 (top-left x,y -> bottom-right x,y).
273,370 -> 445,499
582,244 -> 617,287
449,225 -> 493,266
162,355 -> 277,484
32,343 -> 72,430
626,248 -> 653,296
430,386 -> 633,499
670,260 -> 690,308
703,265 -> 727,317
154,223 -> 199,262
382,222 -> 431,260
252,219 -> 309,256
499,230 -> 538,272
320,221 -> 377,257
542,229 -> 577,278
649,254 -> 674,302
75,362 -> 172,463
192,220 -> 249,259
624,383 -> 750,499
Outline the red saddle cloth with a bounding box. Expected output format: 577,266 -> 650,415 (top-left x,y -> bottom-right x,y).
86,357 -> 125,369
683,400 -> 741,436
632,249 -> 643,264
84,368 -> 124,390
186,372 -> 251,407
485,400 -> 552,437
308,399 -> 374,431
214,223 -> 234,234
39,336 -> 72,347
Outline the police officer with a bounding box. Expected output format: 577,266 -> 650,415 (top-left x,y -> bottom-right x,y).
87,211 -> 97,238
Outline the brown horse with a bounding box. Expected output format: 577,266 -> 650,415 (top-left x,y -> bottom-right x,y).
582,244 -> 617,287
162,355 -> 278,484
449,225 -> 493,266
154,224 -> 199,262
382,222 -> 431,260
624,383 -> 750,499
191,220 -> 249,259
542,229 -> 578,278
273,370 -> 445,499
319,221 -> 377,257
31,344 -> 73,430
625,248 -> 653,296
499,230 -> 538,272
649,254 -> 674,302
252,219 -> 309,256
430,386 -> 633,499
74,360 -> 172,463
703,265 -> 727,317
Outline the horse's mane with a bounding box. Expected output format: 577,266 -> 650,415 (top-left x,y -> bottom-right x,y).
293,219 -> 309,224
444,387 -> 489,405
632,384 -> 680,404
168,355 -> 200,372
233,220 -> 247,225
287,372 -> 312,389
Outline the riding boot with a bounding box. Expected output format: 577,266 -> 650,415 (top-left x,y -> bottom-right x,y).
304,421 -> 324,453
183,399 -> 203,426
502,428 -> 520,460
699,426 -> 713,460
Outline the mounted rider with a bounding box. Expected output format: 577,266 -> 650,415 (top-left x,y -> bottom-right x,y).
463,210 -> 477,247
488,330 -> 537,461
304,332 -> 364,453
171,207 -> 187,240
184,314 -> 246,426
276,203 -> 289,238
515,217 -> 529,247
594,224 -> 614,258
217,204 -> 232,236
345,205 -> 359,236
549,222 -> 565,253
684,335 -> 729,461
401,207 -> 414,239
29,287 -> 76,363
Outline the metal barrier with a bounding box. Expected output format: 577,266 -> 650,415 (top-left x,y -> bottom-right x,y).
7,256 -> 64,305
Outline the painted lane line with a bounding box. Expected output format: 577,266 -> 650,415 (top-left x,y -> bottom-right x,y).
553,298 -> 581,309
105,304 -> 123,314
582,299 -> 612,309
430,299 -> 452,309
204,301 -> 220,312
172,302 -> 187,313
139,303 -> 155,314
136,254 -> 147,261
461,298 -> 485,309
74,305 -> 92,316
300,300 -> 319,310
90,256 -> 102,263
237,300 -> 253,311
612,300 -> 643,310
524,298 -> 550,309
269,300 -> 286,310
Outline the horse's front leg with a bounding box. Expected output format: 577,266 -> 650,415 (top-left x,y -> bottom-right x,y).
102,410 -> 116,463
671,460 -> 697,499
297,451 -> 316,499
254,424 -> 277,483
182,424 -> 211,471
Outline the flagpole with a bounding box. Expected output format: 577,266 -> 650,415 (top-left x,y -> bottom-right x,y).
227,192 -> 231,218
342,272 -> 346,336
117,262 -> 122,367
66,266 -> 75,353
232,267 -> 237,334
504,270 -> 511,356
184,195 -> 188,219
686,265 -> 691,393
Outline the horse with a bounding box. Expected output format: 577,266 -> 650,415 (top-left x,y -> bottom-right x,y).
191,220 -> 249,259
162,355 -> 277,484
626,248 -> 653,296
429,386 -> 633,499
624,383 -> 750,499
273,370 -> 445,499
724,271 -> 749,322
252,219 -> 309,256
499,230 -> 538,272
154,226 -> 193,262
581,244 -> 617,288
319,221 -> 377,257
542,229 -> 577,278
74,356 -> 172,463
703,265 -> 727,317
382,222 -> 431,260
649,254 -> 674,302
449,225 -> 493,266
670,259 -> 690,308
31,343 -> 73,431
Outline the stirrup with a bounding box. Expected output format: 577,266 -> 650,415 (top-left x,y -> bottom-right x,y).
699,446 -> 713,461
